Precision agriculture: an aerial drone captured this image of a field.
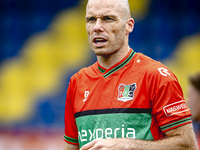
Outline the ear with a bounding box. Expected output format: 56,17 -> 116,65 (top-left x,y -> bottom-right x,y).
126,18 -> 134,34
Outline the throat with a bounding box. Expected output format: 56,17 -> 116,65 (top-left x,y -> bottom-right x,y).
97,47 -> 131,69
97,56 -> 114,69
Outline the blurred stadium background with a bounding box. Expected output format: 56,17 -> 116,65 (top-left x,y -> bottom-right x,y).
0,0 -> 200,149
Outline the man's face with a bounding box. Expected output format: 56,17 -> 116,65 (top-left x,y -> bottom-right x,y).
86,0 -> 128,56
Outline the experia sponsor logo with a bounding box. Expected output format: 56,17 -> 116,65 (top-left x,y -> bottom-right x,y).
163,100 -> 190,117
78,125 -> 135,142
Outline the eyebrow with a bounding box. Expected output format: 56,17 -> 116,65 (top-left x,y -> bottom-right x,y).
85,14 -> 118,21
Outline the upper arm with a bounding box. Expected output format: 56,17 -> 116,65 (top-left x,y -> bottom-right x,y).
64,142 -> 79,150
164,123 -> 197,149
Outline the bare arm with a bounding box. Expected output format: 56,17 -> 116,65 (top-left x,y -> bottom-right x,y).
80,123 -> 197,150
64,142 -> 79,150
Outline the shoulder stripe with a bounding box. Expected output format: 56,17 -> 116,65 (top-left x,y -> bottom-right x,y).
160,117 -> 192,132
64,135 -> 78,144
74,108 -> 152,118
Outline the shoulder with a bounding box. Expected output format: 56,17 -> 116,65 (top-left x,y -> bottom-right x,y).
70,62 -> 98,82
134,53 -> 178,83
135,53 -> 165,69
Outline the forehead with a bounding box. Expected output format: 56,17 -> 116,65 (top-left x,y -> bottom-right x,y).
86,0 -> 123,17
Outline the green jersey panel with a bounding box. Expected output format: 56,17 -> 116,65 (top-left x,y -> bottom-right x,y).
76,111 -> 153,148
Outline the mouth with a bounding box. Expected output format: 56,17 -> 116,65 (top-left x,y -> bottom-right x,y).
93,37 -> 108,47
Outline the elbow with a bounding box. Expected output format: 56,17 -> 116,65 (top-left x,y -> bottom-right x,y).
185,140 -> 198,150
176,134 -> 198,150
181,143 -> 198,150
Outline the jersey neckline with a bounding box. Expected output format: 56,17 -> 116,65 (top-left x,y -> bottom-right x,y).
97,49 -> 136,78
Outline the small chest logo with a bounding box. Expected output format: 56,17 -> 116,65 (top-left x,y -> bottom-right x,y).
83,91 -> 89,102
118,83 -> 137,102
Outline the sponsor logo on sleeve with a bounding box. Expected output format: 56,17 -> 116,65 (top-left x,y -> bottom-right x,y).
163,100 -> 190,117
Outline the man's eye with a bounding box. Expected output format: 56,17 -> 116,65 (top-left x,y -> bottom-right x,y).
88,17 -> 96,22
104,17 -> 113,21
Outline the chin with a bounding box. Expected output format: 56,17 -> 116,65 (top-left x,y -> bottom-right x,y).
92,48 -> 110,56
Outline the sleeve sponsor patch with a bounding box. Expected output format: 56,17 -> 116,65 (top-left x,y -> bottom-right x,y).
163,100 -> 190,117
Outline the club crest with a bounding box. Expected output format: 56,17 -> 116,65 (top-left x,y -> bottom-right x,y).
118,83 -> 137,102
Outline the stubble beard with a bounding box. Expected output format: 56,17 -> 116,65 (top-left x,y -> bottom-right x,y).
90,37 -> 125,57
92,47 -> 113,56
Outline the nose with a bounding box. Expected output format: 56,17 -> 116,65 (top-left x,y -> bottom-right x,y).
94,18 -> 104,32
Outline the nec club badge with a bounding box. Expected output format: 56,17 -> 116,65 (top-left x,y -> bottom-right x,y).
118,83 -> 137,102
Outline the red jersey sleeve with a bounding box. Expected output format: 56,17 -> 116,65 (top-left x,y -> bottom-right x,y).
149,64 -> 192,133
64,75 -> 79,145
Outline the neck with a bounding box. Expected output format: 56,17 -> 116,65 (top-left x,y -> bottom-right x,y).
97,45 -> 130,69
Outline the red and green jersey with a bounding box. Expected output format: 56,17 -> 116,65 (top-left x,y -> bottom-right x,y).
64,49 -> 192,148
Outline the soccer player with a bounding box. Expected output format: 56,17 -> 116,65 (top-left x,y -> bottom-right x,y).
64,0 -> 197,149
